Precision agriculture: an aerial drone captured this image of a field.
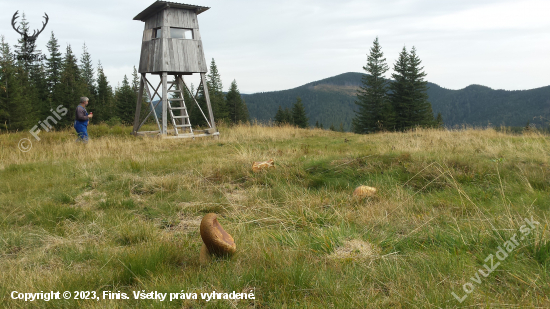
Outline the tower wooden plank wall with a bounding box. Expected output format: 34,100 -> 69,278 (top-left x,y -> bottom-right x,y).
139,8 -> 207,73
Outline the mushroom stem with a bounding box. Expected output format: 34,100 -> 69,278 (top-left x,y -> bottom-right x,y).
199,243 -> 212,265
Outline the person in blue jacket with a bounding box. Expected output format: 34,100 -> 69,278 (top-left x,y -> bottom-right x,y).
74,97 -> 93,142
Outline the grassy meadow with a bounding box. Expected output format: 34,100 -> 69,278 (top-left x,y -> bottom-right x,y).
0,123 -> 549,308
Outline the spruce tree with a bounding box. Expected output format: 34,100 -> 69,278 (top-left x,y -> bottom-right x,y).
206,59 -> 228,122
12,14 -> 42,125
23,39 -> 46,121
274,106 -> 285,125
274,107 -> 292,125
189,83 -> 209,127
226,80 -> 249,124
80,43 -> 96,115
352,37 -> 393,133
45,32 -> 62,95
283,107 -> 292,124
54,45 -> 86,127
389,46 -> 435,131
115,75 -> 135,124
13,13 -> 29,61
0,36 -> 31,131
29,61 -> 48,119
13,13 -> 37,73
407,46 -> 434,127
132,67 -> 140,91
80,44 -> 96,93
95,61 -> 114,122
291,97 -> 308,128
388,46 -> 412,131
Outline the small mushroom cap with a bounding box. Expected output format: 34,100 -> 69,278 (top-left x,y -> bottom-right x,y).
252,159 -> 275,172
353,185 -> 377,198
200,213 -> 236,256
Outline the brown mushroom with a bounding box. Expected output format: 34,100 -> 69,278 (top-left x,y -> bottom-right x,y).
252,159 -> 275,172
353,185 -> 377,198
200,213 -> 236,257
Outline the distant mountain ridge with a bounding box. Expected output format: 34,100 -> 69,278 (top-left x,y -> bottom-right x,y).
241,72 -> 550,130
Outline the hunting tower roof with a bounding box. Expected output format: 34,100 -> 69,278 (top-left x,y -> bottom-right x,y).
133,1 -> 210,21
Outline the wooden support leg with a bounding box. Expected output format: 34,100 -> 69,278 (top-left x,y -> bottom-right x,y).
161,72 -> 168,135
132,74 -> 145,135
200,72 -> 216,132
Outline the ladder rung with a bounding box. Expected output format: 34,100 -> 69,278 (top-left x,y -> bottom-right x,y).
170,107 -> 187,110
172,116 -> 189,119
175,124 -> 192,128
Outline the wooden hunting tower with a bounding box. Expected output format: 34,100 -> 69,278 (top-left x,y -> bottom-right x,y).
132,1 -> 218,138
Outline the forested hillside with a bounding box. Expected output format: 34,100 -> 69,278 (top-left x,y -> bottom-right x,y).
428,83 -> 550,127
243,73 -> 362,131
243,72 -> 550,130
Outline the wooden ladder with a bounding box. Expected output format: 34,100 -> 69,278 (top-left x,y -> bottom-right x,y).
167,79 -> 193,136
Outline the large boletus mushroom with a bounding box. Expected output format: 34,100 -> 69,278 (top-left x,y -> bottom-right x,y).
200,213 -> 236,257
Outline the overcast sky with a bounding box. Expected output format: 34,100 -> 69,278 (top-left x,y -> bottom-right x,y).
0,0 -> 548,93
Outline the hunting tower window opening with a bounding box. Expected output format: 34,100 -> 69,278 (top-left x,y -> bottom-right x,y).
170,27 -> 193,39
153,27 -> 162,39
